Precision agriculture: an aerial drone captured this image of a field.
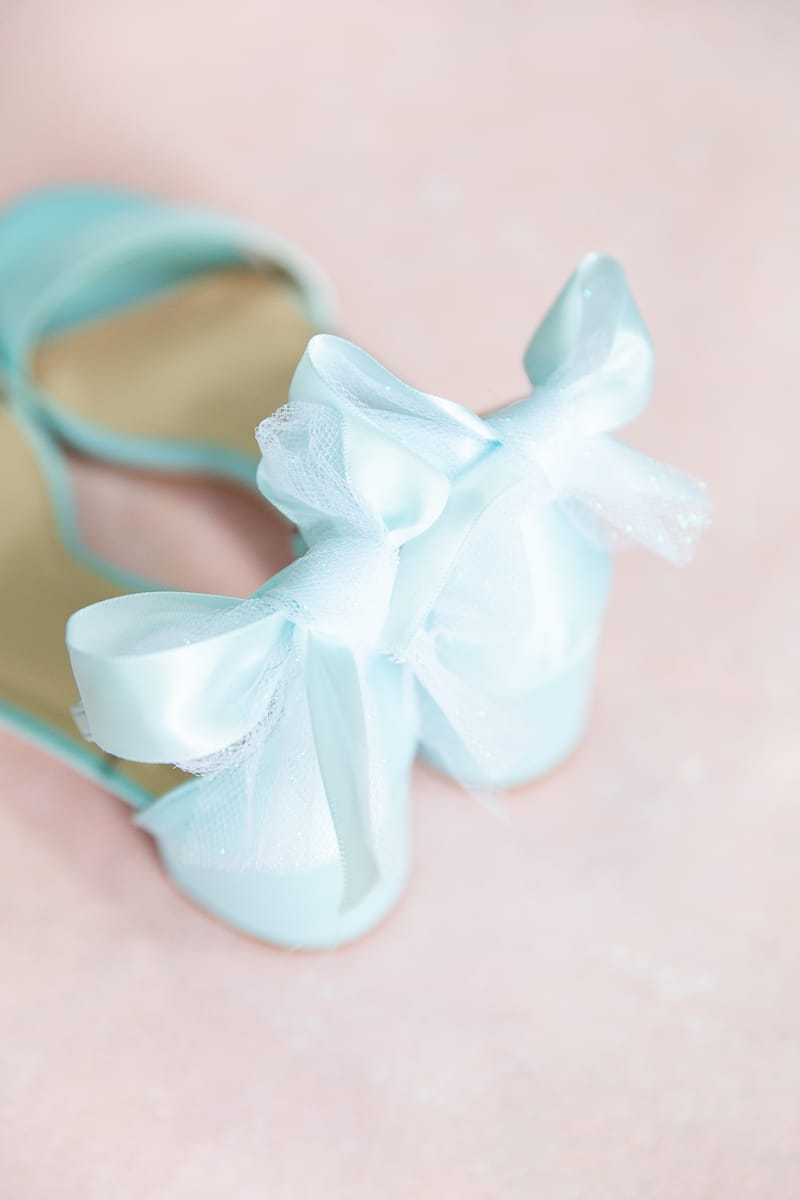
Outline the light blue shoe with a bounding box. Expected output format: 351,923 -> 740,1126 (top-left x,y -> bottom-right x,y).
0,388 -> 418,950
0,188 -> 427,948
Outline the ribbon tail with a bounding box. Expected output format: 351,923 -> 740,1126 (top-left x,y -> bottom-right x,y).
552,435 -> 711,565
304,635 -> 380,912
411,631 -> 528,792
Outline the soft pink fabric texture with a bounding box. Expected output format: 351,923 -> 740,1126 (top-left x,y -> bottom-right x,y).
1,1 -> 798,1196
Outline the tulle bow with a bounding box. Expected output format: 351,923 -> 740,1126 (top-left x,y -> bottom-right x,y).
67,400 -> 450,909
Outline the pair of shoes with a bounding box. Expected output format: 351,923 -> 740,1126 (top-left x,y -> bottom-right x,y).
0,187 -> 709,948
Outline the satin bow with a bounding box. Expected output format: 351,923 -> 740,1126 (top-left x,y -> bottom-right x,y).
274,254 -> 710,785
67,398 -> 450,909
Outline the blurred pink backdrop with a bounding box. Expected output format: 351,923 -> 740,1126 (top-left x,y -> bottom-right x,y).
0,2 -> 798,1196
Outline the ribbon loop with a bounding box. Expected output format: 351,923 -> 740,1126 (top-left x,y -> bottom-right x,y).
518,251 -> 654,439
67,591 -> 287,763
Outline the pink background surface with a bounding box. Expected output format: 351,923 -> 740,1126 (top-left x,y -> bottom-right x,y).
1,1 -> 798,1196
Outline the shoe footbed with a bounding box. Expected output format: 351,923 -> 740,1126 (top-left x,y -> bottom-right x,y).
33,266 -> 314,459
2,271 -> 313,800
